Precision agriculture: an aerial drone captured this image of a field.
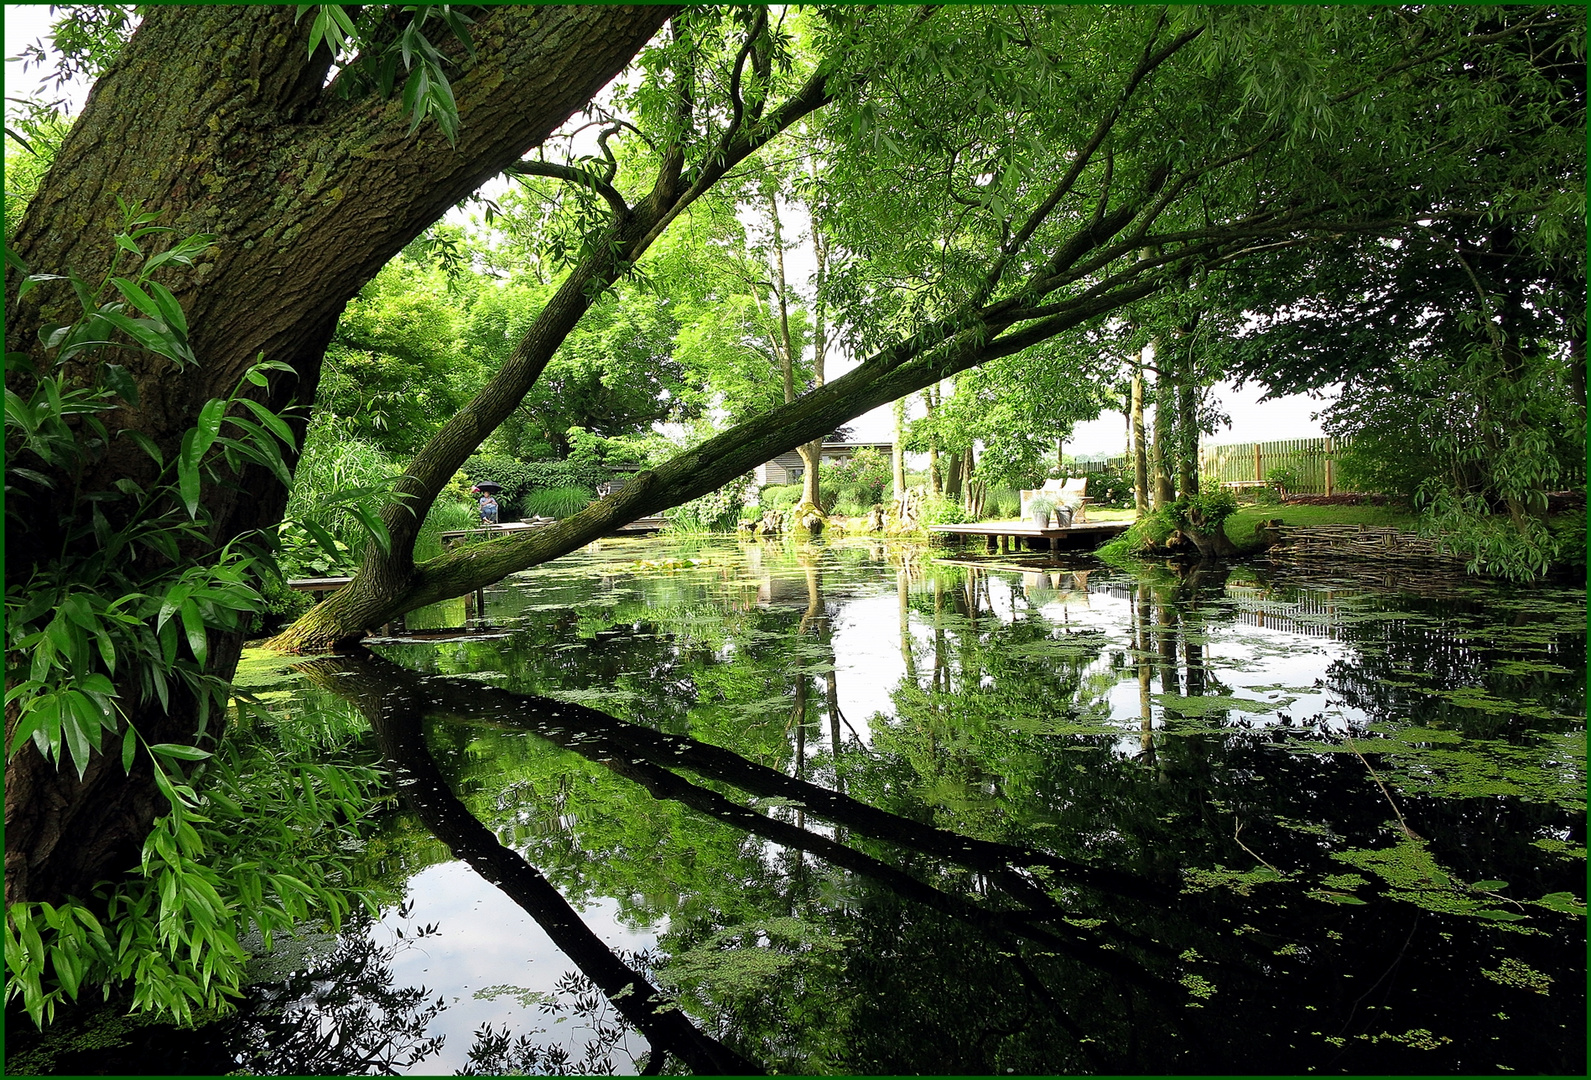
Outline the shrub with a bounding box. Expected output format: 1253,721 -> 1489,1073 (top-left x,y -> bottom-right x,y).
665,477 -> 751,533
921,493 -> 970,525
838,482 -> 875,508
819,446 -> 891,506
416,499 -> 480,559
284,422 -> 403,564
1261,465 -> 1301,504
761,484 -> 803,512
985,486 -> 1021,519
1168,489 -> 1239,534
1086,467 -> 1135,509
1095,509 -> 1177,564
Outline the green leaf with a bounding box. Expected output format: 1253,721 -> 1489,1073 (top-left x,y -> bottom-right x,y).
141,281 -> 189,338
108,276 -> 163,321
236,397 -> 295,449
176,428 -> 201,517
123,429 -> 163,467
122,726 -> 137,772
148,743 -> 211,762
191,397 -> 226,461
178,598 -> 208,666
61,700 -> 93,780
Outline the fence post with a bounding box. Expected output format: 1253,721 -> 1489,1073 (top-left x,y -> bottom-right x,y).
1325,437 -> 1334,496
1254,443 -> 1263,482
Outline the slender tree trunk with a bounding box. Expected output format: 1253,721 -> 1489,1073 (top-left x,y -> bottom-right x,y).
1176,321 -> 1201,499
892,398 -> 907,500
1152,365 -> 1175,507
924,386 -> 942,497
1131,366 -> 1149,517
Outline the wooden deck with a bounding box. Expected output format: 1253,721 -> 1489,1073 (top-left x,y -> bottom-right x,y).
928,519 -> 1129,554
441,517 -> 667,546
286,575 -> 353,595
440,520 -> 550,545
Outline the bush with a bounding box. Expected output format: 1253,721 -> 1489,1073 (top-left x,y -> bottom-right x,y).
921,493 -> 971,525
415,499 -> 480,559
838,482 -> 876,508
985,486 -> 1021,519
1095,509 -> 1177,564
1169,489 -> 1239,534
761,484 -> 803,512
462,454 -> 611,517
665,477 -> 752,533
524,485 -> 595,518
284,422 -> 404,565
1086,467 -> 1134,509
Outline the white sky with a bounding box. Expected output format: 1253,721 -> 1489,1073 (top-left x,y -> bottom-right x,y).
5,3 -> 1331,457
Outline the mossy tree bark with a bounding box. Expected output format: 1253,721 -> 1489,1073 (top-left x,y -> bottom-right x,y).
4,5 -> 675,906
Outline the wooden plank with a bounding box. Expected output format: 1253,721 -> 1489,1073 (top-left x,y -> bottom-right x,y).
287,576 -> 352,593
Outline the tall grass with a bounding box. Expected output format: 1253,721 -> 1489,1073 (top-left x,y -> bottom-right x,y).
524,485 -> 594,519
415,499 -> 481,561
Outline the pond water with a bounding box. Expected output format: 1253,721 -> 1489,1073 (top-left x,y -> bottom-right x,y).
13,536 -> 1586,1074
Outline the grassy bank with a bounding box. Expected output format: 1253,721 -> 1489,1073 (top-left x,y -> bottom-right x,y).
1225,502 -> 1418,540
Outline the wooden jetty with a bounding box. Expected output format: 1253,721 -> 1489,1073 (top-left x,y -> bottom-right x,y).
285,575 -> 353,596
440,516 -> 666,546
927,520 -> 1129,555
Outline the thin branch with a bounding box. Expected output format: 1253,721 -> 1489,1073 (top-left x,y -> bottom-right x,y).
1345,734 -> 1419,841
504,160 -> 630,219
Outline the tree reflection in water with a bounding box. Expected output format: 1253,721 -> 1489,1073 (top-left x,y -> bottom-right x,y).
296,653 -> 762,1076
18,545 -> 1578,1073
281,541 -> 1584,1074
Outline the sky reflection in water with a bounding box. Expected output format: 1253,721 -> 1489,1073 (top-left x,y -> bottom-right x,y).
35,535 -> 1577,1075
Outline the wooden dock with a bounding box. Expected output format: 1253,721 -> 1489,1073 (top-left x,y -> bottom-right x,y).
927,520 -> 1129,555
286,575 -> 352,596
440,520 -> 549,546
441,516 -> 667,546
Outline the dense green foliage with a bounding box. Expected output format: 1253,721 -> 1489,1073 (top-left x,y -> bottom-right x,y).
4,1 -> 1583,1037
3,219 -> 383,1024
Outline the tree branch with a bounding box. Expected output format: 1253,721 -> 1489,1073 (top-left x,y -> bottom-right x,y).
504,160 -> 630,219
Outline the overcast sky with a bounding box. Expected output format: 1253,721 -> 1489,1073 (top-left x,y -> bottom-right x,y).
4,3 -> 1332,456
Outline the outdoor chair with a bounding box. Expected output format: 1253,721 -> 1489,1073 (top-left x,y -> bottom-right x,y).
1019,477 -> 1090,523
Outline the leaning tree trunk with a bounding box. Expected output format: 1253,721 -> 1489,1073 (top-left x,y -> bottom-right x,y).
3,4 -> 675,906
271,268 -> 1169,652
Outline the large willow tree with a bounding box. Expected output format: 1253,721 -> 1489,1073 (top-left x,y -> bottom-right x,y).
6,3 -> 1578,917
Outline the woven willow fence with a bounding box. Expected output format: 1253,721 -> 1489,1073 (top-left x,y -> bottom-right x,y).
1268,523 -> 1466,565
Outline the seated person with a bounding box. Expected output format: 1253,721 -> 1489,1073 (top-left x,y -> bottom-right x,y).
477,492 -> 499,526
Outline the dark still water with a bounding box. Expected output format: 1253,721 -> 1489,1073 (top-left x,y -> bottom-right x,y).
15,537 -> 1585,1074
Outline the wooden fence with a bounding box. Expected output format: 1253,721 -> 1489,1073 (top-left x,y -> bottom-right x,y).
1198,436 -> 1345,495
1070,456 -> 1127,476
1069,437 -> 1347,495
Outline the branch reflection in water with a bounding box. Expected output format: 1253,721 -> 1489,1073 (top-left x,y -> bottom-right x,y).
301,648 -> 1248,1073
280,541 -> 1581,1075
296,653 -> 761,1076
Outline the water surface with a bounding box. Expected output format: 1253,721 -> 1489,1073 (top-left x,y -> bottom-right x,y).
15,537 -> 1585,1074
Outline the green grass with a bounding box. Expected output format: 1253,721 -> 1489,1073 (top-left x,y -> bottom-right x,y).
1225,503 -> 1418,540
